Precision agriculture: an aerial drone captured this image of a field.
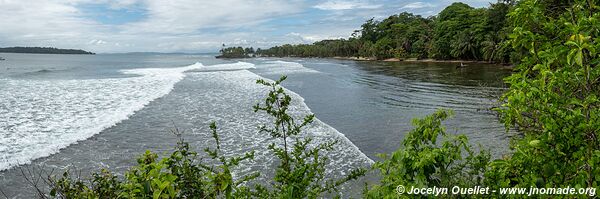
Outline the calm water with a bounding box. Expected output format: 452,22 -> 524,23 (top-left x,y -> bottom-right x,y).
0,53 -> 513,197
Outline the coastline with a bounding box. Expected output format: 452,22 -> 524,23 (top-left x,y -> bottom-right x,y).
333,56 -> 495,64
331,56 -> 514,68
216,55 -> 514,68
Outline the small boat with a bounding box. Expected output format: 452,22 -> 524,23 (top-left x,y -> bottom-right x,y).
0,57 -> 5,61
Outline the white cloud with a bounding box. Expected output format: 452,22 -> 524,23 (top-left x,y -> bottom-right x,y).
0,0 -> 110,49
0,0 -> 304,53
121,0 -> 302,34
314,0 -> 381,10
88,39 -> 107,45
0,0 -> 492,53
286,32 -> 344,43
105,0 -> 141,9
401,2 -> 435,9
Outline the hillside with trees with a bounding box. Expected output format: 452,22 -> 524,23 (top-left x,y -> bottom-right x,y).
255,1 -> 515,64
0,47 -> 94,54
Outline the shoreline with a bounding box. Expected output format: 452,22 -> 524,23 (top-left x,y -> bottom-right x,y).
218,55 -> 514,68
331,56 -> 514,68
333,56 -> 501,64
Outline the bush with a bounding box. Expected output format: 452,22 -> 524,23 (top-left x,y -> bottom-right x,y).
49,123 -> 257,198
364,109 -> 490,198
489,0 -> 600,191
252,76 -> 367,198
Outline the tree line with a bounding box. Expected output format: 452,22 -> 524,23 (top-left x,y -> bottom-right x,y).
0,47 -> 94,55
250,1 -> 516,63
216,46 -> 255,58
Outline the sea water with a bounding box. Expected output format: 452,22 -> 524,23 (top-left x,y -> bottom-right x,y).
0,53 -> 512,197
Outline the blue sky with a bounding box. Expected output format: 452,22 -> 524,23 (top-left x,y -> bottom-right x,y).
0,0 -> 493,53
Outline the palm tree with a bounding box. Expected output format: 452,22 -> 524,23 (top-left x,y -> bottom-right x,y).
481,35 -> 498,62
450,31 -> 478,60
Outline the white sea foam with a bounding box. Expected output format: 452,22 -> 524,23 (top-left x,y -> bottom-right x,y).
256,60 -> 320,74
0,60 -> 372,176
0,63 -> 203,171
182,66 -> 373,180
195,61 -> 255,71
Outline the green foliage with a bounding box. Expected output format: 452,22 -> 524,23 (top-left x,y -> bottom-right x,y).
364,109 -> 490,198
0,47 -> 94,54
256,39 -> 362,58
49,124 -> 257,198
489,0 -> 600,191
358,41 -> 376,58
367,12 -> 434,60
373,37 -> 395,59
253,76 -> 367,198
218,46 -> 252,58
257,1 -> 515,63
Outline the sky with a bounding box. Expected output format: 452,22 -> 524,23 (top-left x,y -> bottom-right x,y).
0,0 -> 494,53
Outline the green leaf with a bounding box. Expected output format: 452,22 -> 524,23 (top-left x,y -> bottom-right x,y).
576,50 -> 583,66
529,140 -> 541,147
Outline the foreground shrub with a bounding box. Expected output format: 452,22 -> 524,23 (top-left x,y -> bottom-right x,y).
489,0 -> 600,191
364,109 -> 490,199
251,76 -> 367,198
49,124 -> 257,198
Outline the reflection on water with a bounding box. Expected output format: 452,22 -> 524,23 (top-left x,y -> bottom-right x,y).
352,62 -> 510,113
258,59 -> 516,163
355,61 -> 511,87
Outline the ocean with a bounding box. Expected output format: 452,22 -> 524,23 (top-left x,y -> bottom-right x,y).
0,53 -> 513,197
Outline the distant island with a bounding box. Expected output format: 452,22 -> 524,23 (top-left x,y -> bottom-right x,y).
0,47 -> 94,55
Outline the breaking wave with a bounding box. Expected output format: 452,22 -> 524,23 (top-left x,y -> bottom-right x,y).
0,63 -> 203,170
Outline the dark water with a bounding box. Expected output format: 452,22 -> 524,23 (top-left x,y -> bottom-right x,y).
250,59 -> 514,159
0,53 -> 513,197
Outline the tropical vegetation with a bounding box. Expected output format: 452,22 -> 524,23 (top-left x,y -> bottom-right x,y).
216,46 -> 255,58
0,47 -> 94,54
25,0 -> 600,198
253,1 -> 515,63
488,0 -> 600,192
